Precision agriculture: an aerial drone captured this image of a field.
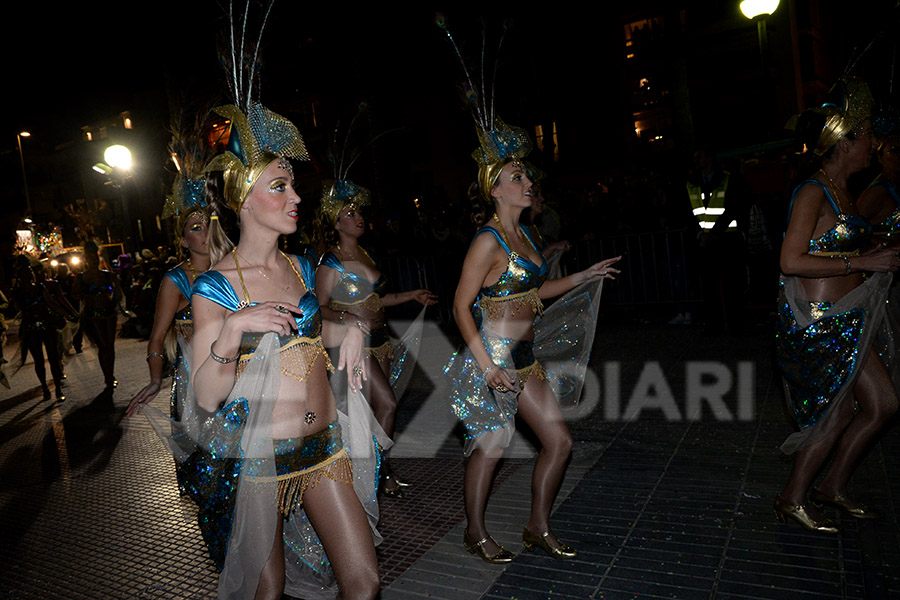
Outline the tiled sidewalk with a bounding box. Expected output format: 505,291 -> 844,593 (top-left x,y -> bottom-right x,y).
0,315 -> 897,599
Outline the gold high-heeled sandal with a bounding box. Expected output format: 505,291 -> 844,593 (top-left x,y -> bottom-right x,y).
773,496 -> 839,533
382,475 -> 405,499
522,528 -> 578,559
809,489 -> 881,519
463,531 -> 514,564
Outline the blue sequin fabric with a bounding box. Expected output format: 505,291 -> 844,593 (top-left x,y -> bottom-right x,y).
177,398 -> 248,570
446,226 -> 549,447
775,286 -> 865,429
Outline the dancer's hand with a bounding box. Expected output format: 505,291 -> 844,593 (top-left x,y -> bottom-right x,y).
579,256 -> 622,283
484,364 -> 517,394
127,381 -> 161,417
410,289 -> 438,306
338,326 -> 367,392
224,301 -> 302,337
855,246 -> 900,273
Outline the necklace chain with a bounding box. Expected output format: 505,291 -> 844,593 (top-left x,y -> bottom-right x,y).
818,168 -> 849,212
232,249 -> 303,299
492,213 -> 520,261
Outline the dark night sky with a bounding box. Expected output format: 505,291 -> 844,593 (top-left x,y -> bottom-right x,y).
4,2 -> 900,174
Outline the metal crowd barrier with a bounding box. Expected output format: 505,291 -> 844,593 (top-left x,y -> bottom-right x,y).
378,229 -> 704,322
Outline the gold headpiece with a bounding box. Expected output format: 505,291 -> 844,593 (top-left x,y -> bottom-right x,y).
473,118 -> 533,199
320,179 -> 371,226
204,103 -> 309,212
806,76 -> 873,156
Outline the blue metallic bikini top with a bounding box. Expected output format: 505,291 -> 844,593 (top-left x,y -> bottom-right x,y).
474,226 -> 547,322
788,179 -> 871,255
191,254 -> 322,340
319,251 -> 387,308
166,266 -> 193,325
477,226 -> 548,299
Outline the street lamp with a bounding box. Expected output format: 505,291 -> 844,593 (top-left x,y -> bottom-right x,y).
16,131 -> 32,216
740,0 -> 779,71
93,144 -> 135,255
104,145 -> 132,170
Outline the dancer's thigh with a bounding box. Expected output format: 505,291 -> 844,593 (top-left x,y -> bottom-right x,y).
516,375 -> 571,449
302,477 -> 378,589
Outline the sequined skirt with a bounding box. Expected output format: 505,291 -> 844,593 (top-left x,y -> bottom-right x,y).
273,420 -> 352,517
775,273 -> 894,453
446,329 -> 546,452
178,404 -> 353,570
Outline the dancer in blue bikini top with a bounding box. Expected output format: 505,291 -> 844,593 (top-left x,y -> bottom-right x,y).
438,29 -> 622,562
774,76 -> 900,535
128,152 -> 212,422
187,100 -> 381,599
315,176 -> 436,498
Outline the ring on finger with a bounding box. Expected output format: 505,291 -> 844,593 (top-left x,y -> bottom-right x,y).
495,384 -> 508,393
274,305 -> 289,314
353,365 -> 364,377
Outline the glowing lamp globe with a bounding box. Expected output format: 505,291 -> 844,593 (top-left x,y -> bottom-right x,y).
104,145 -> 133,170
740,0 -> 779,18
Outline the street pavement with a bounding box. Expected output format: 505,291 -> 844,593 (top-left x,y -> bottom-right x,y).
0,310 -> 898,599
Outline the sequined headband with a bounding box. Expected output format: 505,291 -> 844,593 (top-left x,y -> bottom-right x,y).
319,179 -> 371,226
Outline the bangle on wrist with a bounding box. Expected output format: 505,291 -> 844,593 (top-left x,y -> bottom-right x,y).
842,256 -> 852,275
209,341 -> 240,364
339,311 -> 346,323
483,363 -> 498,378
146,352 -> 165,362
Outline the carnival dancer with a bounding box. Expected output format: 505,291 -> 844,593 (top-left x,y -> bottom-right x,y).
128,123 -> 213,419
10,257 -> 76,401
775,77 -> 900,533
438,18 -> 621,563
128,122 -> 214,499
73,240 -> 122,391
315,177 -> 436,497
185,97 -> 383,598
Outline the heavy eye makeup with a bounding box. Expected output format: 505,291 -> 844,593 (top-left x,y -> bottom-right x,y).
268,177 -> 291,193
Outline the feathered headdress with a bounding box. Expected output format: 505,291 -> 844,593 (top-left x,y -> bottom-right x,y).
203,0 -> 309,212
319,105 -> 385,225
436,15 -> 532,200
162,106 -> 213,232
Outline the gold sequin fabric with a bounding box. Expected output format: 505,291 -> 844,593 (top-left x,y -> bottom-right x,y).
273,420 -> 351,516
331,293 -> 384,314
235,335 -> 334,383
366,339 -> 394,364
479,288 -> 544,321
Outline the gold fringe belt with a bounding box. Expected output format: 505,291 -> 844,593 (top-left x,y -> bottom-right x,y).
276,448 -> 352,516
479,288 -> 544,321
236,336 -> 334,382
512,360 -> 547,389
366,340 -> 394,364
330,293 -> 384,314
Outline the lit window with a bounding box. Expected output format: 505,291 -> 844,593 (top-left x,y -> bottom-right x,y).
535,124 -> 544,151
